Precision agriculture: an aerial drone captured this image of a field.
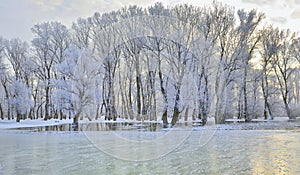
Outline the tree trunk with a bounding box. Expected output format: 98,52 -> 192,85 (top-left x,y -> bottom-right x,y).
283,98 -> 294,119
202,75 -> 209,126
16,113 -> 21,122
152,90 -> 157,121
171,86 -> 180,126
3,85 -> 11,120
148,71 -> 156,121
118,68 -> 127,119
214,86 -> 226,124
28,108 -> 33,120
263,97 -> 273,120
162,109 -> 168,128
44,86 -> 50,120
243,68 -> 251,122
158,69 -> 169,127
95,105 -> 100,120
237,88 -> 243,119
261,71 -> 273,120
192,108 -> 196,121
128,77 -> 134,120
59,109 -> 63,120
136,74 -> 142,120
73,113 -> 80,124
171,106 -> 180,126
184,106 -> 189,121
0,104 -> 3,120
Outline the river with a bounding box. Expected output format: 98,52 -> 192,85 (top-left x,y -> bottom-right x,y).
0,124 -> 299,174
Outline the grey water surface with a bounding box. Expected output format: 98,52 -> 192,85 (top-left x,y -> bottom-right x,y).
0,124 -> 299,175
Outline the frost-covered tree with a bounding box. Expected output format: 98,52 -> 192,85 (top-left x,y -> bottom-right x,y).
92,11 -> 122,121
31,21 -> 70,120
207,2 -> 236,124
3,38 -> 29,81
247,69 -> 263,118
289,37 -> 300,116
293,38 -> 300,66
192,4 -> 221,125
235,9 -> 264,122
2,38 -> 35,121
259,26 -> 280,119
123,6 -> 145,120
271,29 -> 298,119
260,27 -> 299,119
0,37 -> 7,119
167,4 -> 198,126
10,81 -> 32,122
145,3 -> 171,126
55,46 -> 99,124
71,18 -> 93,49
3,1 -> 300,125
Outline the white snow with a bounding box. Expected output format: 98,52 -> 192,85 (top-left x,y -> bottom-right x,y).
0,116 -> 298,130
0,117 -> 162,129
0,118 -> 73,129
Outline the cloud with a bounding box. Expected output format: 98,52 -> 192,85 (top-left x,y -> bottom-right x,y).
291,8 -> 300,18
30,0 -> 64,12
28,0 -> 152,25
282,0 -> 300,8
30,0 -> 151,14
2,0 -> 300,42
270,17 -> 287,24
241,0 -> 276,6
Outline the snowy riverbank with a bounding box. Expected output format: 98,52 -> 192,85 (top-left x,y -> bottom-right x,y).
0,117 -> 162,130
0,117 -> 299,131
217,120 -> 300,131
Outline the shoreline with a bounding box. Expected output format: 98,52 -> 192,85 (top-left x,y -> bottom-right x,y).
0,117 -> 299,131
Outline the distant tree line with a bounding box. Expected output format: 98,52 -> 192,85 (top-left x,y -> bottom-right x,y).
0,2 -> 300,126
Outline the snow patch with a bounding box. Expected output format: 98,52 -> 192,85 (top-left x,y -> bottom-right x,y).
0,118 -> 73,129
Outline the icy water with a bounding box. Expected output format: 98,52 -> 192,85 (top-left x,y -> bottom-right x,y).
0,125 -> 299,174
12,122 -> 164,132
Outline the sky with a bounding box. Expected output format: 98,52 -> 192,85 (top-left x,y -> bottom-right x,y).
0,0 -> 300,42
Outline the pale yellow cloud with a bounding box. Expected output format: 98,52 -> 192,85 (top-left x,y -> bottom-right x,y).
270,17 -> 288,23
241,0 -> 276,6
291,8 -> 300,18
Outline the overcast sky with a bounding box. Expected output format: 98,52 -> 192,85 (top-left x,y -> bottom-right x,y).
0,0 -> 300,42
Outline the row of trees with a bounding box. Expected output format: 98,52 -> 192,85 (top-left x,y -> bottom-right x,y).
0,2 -> 300,126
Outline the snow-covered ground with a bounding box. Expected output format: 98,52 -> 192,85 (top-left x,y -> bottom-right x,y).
0,118 -> 73,129
0,117 -> 164,130
217,120 -> 300,130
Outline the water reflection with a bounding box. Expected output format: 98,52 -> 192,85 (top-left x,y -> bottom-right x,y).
0,130 -> 299,174
16,122 -> 163,132
251,133 -> 299,175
